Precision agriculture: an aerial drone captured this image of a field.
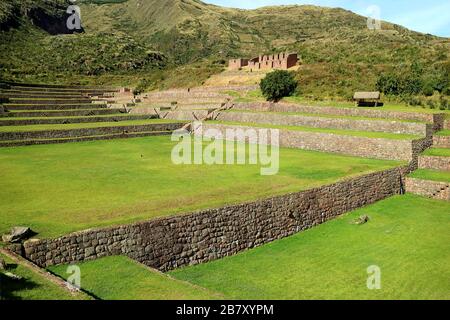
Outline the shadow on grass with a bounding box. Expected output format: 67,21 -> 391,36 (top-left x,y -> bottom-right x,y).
0,266 -> 40,300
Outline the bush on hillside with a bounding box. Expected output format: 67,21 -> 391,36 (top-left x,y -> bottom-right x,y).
260,70 -> 297,102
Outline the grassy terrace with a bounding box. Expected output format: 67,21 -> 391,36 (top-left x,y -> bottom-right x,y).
422,148 -> 450,157
0,136 -> 402,238
170,195 -> 450,300
209,121 -> 422,140
0,253 -> 88,300
0,119 -> 183,133
0,114 -> 150,121
225,109 -> 427,123
8,109 -> 111,113
409,169 -> 450,183
436,130 -> 450,136
230,90 -> 450,115
50,256 -> 221,300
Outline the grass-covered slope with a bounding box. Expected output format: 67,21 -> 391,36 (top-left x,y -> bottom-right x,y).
0,136 -> 401,238
170,194 -> 450,300
0,253 -> 89,300
1,0 -> 449,93
50,256 -> 221,300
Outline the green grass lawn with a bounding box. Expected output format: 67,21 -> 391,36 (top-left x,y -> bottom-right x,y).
0,253 -> 88,300
209,121 -> 422,140
0,119 -> 184,133
436,130 -> 450,136
49,256 -> 222,300
0,136 -> 402,239
409,169 -> 450,183
170,195 -> 450,300
422,148 -> 450,157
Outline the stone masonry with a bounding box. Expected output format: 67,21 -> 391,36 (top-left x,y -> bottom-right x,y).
418,155 -> 450,171
216,111 -> 431,136
20,167 -> 406,271
234,102 -> 446,128
405,177 -> 450,201
199,123 -> 430,164
229,53 -> 298,71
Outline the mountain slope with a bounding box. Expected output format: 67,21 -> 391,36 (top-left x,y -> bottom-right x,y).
0,0 -> 449,96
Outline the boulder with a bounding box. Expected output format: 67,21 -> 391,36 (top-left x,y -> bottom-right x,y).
351,215 -> 370,225
2,226 -> 34,243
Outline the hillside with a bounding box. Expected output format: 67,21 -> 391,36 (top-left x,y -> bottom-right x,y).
0,0 -> 449,97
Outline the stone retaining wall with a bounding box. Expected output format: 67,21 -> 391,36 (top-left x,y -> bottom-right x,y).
405,177 -> 450,200
5,104 -> 98,111
0,123 -> 184,141
445,120 -> 450,130
418,156 -> 450,171
164,110 -> 210,121
216,111 -> 431,136
0,115 -> 157,126
199,123 -> 428,163
20,167 -> 406,271
433,136 -> 450,147
0,131 -> 171,147
234,102 -> 445,128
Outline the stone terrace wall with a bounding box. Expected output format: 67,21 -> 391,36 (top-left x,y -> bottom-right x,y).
0,123 -> 184,141
200,123 -> 429,163
234,102 -> 445,128
165,110 -> 210,121
216,111 -> 430,136
405,177 -> 450,201
434,136 -> 450,148
418,156 -> 450,171
445,120 -> 450,130
21,167 -> 406,271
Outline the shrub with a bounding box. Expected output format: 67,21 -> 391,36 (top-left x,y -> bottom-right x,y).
260,70 -> 298,102
426,99 -> 436,109
439,96 -> 449,110
422,82 -> 435,96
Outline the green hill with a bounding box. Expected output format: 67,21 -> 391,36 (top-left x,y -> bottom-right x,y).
1,0 -> 449,97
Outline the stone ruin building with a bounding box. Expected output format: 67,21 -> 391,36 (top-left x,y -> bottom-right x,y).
229,53 -> 298,71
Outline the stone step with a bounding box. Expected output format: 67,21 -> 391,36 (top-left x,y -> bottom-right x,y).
3,109 -> 120,118
0,114 -> 158,126
405,177 -> 450,201
0,122 -> 184,142
8,98 -> 93,105
4,104 -> 101,111
418,155 -> 450,171
215,111 -> 431,136
0,130 -> 173,147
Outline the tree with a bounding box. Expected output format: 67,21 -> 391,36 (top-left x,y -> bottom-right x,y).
260,70 -> 297,102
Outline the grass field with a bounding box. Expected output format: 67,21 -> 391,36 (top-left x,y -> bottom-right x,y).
0,136 -> 402,239
50,256 -> 221,300
169,195 -> 450,300
422,148 -> 450,157
409,169 -> 450,183
436,130 -> 450,136
0,253 -> 88,300
209,121 -> 421,140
